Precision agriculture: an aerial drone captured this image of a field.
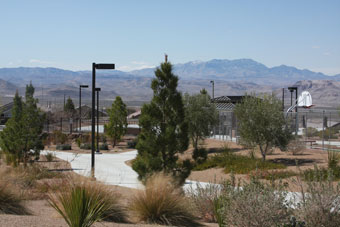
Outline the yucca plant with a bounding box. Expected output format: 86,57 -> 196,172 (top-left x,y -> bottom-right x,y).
49,179 -> 126,227
130,173 -> 202,226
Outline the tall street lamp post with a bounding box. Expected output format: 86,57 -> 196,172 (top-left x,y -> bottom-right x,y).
92,63 -> 115,178
95,88 -> 101,154
79,85 -> 89,132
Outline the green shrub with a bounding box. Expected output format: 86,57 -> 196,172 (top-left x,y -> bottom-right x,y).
193,148 -> 208,164
56,144 -> 72,150
49,179 -> 127,227
318,128 -> 338,140
194,152 -> 286,174
45,152 -> 55,162
75,137 -> 82,148
249,170 -> 297,181
53,130 -> 68,145
80,143 -> 92,150
99,143 -> 109,150
127,138 -> 138,148
130,173 -> 202,226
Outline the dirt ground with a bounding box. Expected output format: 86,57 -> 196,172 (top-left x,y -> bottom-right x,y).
1,138 -> 335,226
187,138 -> 332,191
0,154 -> 217,227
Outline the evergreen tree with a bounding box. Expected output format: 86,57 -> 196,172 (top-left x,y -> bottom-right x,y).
0,91 -> 25,166
64,96 -> 75,114
132,60 -> 190,183
104,96 -> 128,147
0,84 -> 45,167
21,84 -> 45,165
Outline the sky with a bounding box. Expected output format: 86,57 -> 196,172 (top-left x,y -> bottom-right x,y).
0,0 -> 339,75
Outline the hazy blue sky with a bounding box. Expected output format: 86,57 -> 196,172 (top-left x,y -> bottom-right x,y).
1,0 -> 339,74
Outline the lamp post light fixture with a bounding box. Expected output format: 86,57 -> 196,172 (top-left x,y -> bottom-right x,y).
210,80 -> 215,101
79,85 -> 89,132
95,88 -> 101,154
91,63 -> 115,178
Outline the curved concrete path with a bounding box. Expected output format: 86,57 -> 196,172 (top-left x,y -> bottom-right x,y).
42,150 -> 143,189
42,149 -> 303,206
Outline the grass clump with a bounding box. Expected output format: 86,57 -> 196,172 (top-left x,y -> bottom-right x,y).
45,152 -> 55,162
130,173 -> 202,226
0,180 -> 30,215
48,177 -> 127,227
194,152 -> 286,174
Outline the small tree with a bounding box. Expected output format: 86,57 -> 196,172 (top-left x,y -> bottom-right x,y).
0,83 -> 45,167
184,92 -> 218,151
133,60 -> 190,183
234,94 -> 291,161
64,97 -> 75,114
0,91 -> 24,166
104,96 -> 128,147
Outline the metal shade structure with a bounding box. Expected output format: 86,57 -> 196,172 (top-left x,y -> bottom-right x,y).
91,63 -> 115,178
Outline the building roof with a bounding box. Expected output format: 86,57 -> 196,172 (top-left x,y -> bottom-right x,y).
214,102 -> 235,110
212,95 -> 246,110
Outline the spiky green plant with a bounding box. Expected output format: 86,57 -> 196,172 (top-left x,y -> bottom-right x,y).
49,180 -> 126,227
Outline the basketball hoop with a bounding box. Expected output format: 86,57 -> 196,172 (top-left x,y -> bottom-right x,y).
297,91 -> 313,108
286,90 -> 314,117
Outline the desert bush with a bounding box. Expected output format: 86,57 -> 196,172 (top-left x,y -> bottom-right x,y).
194,152 -> 285,174
45,152 -> 55,162
328,150 -> 340,169
193,148 -> 208,164
80,143 -> 92,150
295,173 -> 340,227
188,182 -> 223,223
53,130 -> 68,145
220,178 -> 292,227
130,173 -> 202,226
49,178 -> 127,227
56,144 -> 72,150
0,180 -> 30,215
303,127 -> 319,137
318,128 -> 338,140
287,139 -> 306,155
99,143 -> 109,150
75,137 -> 82,148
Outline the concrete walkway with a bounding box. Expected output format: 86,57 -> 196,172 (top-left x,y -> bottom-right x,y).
41,150 -> 208,191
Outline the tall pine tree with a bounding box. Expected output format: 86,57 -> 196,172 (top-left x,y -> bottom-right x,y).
132,59 -> 190,183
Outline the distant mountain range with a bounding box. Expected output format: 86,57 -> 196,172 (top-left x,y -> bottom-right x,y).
0,59 -> 339,107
